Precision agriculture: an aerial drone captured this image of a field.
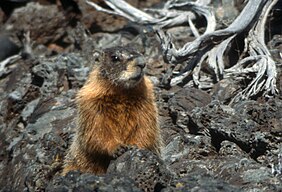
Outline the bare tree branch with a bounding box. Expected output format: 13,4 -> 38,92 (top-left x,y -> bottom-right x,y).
85,0 -> 279,102
0,54 -> 21,78
85,0 -> 214,29
86,0 -> 154,22
158,0 -> 267,63
226,0 -> 279,103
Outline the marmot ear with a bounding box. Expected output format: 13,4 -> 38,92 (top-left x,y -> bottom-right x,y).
93,50 -> 102,64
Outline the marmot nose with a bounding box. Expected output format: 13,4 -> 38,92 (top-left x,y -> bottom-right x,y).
136,57 -> 146,69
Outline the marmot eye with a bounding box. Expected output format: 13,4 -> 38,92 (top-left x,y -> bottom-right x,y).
111,55 -> 120,62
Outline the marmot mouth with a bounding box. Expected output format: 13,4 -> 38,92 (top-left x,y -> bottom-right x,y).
129,68 -> 144,81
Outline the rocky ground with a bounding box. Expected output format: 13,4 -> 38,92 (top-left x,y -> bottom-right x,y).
0,0 -> 281,191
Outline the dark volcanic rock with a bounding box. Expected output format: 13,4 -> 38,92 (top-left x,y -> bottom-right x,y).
0,1 -> 282,192
4,3 -> 68,45
0,93 -> 76,191
168,86 -> 211,133
47,171 -> 141,192
166,174 -> 241,192
0,53 -> 87,191
108,148 -> 173,192
185,99 -> 282,191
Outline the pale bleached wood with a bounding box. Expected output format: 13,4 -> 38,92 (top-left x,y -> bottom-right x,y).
85,0 -> 279,102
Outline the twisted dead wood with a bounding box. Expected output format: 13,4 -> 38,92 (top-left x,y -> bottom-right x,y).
86,0 -> 279,102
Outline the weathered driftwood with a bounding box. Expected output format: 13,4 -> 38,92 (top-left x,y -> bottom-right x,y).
85,0 -> 214,28
0,32 -> 32,77
226,0 -> 278,103
86,0 -> 279,101
0,54 -> 21,78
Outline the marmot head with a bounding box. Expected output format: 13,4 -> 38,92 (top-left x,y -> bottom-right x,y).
93,46 -> 146,89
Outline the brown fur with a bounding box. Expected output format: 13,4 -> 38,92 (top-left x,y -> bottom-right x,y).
63,48 -> 162,175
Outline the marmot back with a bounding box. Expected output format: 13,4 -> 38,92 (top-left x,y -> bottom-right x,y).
63,46 -> 162,175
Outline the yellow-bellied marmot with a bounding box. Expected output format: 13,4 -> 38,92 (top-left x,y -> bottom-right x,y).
63,46 -> 162,175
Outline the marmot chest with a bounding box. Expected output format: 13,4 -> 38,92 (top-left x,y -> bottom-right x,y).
96,95 -> 147,141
